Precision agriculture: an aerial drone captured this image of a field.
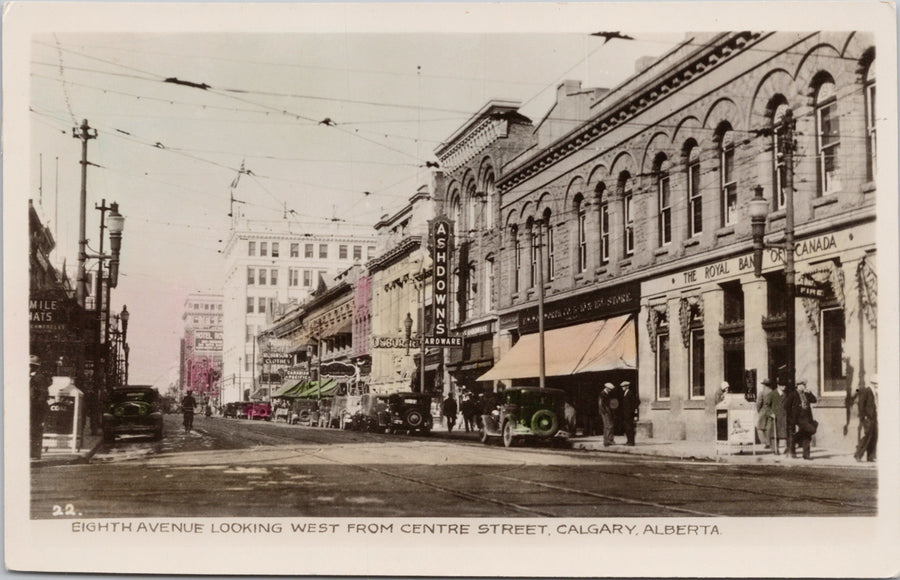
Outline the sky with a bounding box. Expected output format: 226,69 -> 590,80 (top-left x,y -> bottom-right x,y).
27,18 -> 682,388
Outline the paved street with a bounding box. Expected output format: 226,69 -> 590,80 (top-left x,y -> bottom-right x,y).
32,414 -> 877,519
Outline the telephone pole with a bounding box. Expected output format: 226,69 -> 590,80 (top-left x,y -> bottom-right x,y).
780,109 -> 797,389
74,119 -> 97,307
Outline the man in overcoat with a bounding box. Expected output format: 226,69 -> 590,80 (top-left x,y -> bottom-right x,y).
619,381 -> 639,446
854,375 -> 878,462
598,383 -> 616,447
30,355 -> 51,459
759,379 -> 785,454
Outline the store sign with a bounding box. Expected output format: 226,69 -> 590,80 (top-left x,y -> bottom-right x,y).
423,336 -> 462,347
29,291 -> 73,334
518,281 -> 640,333
372,336 -> 419,349
262,353 -> 294,366
431,217 -> 452,337
796,284 -> 825,299
321,361 -> 357,377
194,330 -> 223,352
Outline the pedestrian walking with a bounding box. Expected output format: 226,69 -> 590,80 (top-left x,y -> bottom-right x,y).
563,399 -> 577,434
759,379 -> 785,454
598,383 -> 616,446
781,381 -> 800,458
181,391 -> 197,434
620,381 -> 638,446
854,375 -> 878,462
460,394 -> 476,433
787,381 -> 818,460
442,393 -> 458,433
755,378 -> 773,448
30,355 -> 51,459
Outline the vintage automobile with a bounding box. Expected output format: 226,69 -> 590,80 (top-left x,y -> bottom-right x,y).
102,386 -> 164,443
223,402 -> 242,418
244,402 -> 272,421
480,386 -> 569,448
330,394 -> 362,429
385,392 -> 434,435
350,393 -> 392,432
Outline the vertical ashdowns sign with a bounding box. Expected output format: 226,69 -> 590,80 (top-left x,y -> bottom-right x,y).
431,217 -> 452,337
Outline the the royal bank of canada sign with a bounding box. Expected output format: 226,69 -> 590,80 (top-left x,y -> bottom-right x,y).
431,217 -> 452,337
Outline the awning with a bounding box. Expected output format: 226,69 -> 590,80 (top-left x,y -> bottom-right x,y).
477,314 -> 636,381
296,378 -> 338,398
272,380 -> 305,398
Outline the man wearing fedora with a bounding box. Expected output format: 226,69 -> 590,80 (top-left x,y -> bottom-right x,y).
598,383 -> 617,447
755,378 -> 774,449
854,375 -> 878,462
30,355 -> 51,459
620,380 -> 638,446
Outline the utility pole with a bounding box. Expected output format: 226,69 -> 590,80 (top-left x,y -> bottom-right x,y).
74,119 -> 97,307
536,220 -> 546,390
781,109 -> 797,390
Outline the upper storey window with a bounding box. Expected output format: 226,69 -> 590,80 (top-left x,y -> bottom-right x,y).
815,78 -> 840,195
686,146 -> 702,237
720,129 -> 737,226
865,60 -> 876,181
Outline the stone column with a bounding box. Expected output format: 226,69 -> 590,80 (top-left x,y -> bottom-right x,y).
702,286 -> 725,398
742,276 -> 768,395
666,295 -> 686,440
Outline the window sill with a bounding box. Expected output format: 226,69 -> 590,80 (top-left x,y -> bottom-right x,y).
813,195 -> 839,209
683,238 -> 700,248
620,258 -> 633,268
650,401 -> 671,410
574,273 -> 585,284
862,181 -> 876,193
683,400 -> 706,410
716,226 -> 735,239
653,247 -> 669,257
595,266 -> 608,277
814,395 -> 851,408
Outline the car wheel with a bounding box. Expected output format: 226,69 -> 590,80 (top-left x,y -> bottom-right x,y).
404,409 -> 425,429
530,409 -> 559,437
502,421 -> 516,448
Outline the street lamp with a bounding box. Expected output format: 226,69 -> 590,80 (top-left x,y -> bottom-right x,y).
106,204 -> 125,288
749,182 -> 796,390
120,305 -> 130,385
404,312 -> 413,355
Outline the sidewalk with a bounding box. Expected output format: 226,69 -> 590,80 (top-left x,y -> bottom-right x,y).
569,435 -> 874,468
31,434 -> 104,468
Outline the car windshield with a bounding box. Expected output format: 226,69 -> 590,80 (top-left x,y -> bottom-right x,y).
110,389 -> 157,404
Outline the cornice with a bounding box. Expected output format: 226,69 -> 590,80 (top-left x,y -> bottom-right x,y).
496,31 -> 762,194
366,236 -> 423,273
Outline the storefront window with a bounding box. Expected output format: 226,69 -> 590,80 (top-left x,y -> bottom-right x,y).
821,306 -> 846,394
656,333 -> 670,401
690,329 -> 705,399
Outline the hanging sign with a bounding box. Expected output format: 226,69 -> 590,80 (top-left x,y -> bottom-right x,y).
431,217 -> 453,337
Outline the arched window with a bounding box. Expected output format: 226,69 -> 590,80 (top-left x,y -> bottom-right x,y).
865,58 -> 876,180
575,194 -> 587,273
484,172 -> 496,230
596,183 -> 609,264
510,225 -> 521,293
619,172 -> 634,256
466,182 -> 478,232
527,218 -> 537,288
543,208 -> 555,282
771,101 -> 790,210
683,143 -> 702,237
719,126 -> 737,226
815,77 -> 840,195
483,255 -> 494,313
450,193 -> 461,239
655,155 -> 672,246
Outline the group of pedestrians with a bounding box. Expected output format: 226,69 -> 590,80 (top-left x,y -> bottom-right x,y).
441,392 -> 486,433
755,373 -> 878,461
598,380 -> 639,447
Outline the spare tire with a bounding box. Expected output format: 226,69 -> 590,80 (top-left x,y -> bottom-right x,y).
404,409 -> 425,428
531,409 -> 559,437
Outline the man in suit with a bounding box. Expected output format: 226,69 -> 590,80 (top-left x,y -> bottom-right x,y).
759,379 -> 785,454
781,381 -> 800,458
620,381 -> 639,446
756,378 -> 774,448
598,383 -> 616,446
854,375 -> 878,462
30,355 -> 51,459
787,380 -> 818,460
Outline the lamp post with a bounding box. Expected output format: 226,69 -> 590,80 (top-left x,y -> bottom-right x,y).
404,312 -> 413,355
120,305 -> 130,386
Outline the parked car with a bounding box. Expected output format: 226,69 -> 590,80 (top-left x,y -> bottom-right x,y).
244,402 -> 272,421
223,402 -> 242,418
102,386 -> 164,443
330,394 -> 362,429
386,392 -> 434,434
480,386 -> 569,448
351,393 -> 392,432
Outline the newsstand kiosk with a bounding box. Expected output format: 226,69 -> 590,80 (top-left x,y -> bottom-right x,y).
42,377 -> 84,453
715,392 -> 757,455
